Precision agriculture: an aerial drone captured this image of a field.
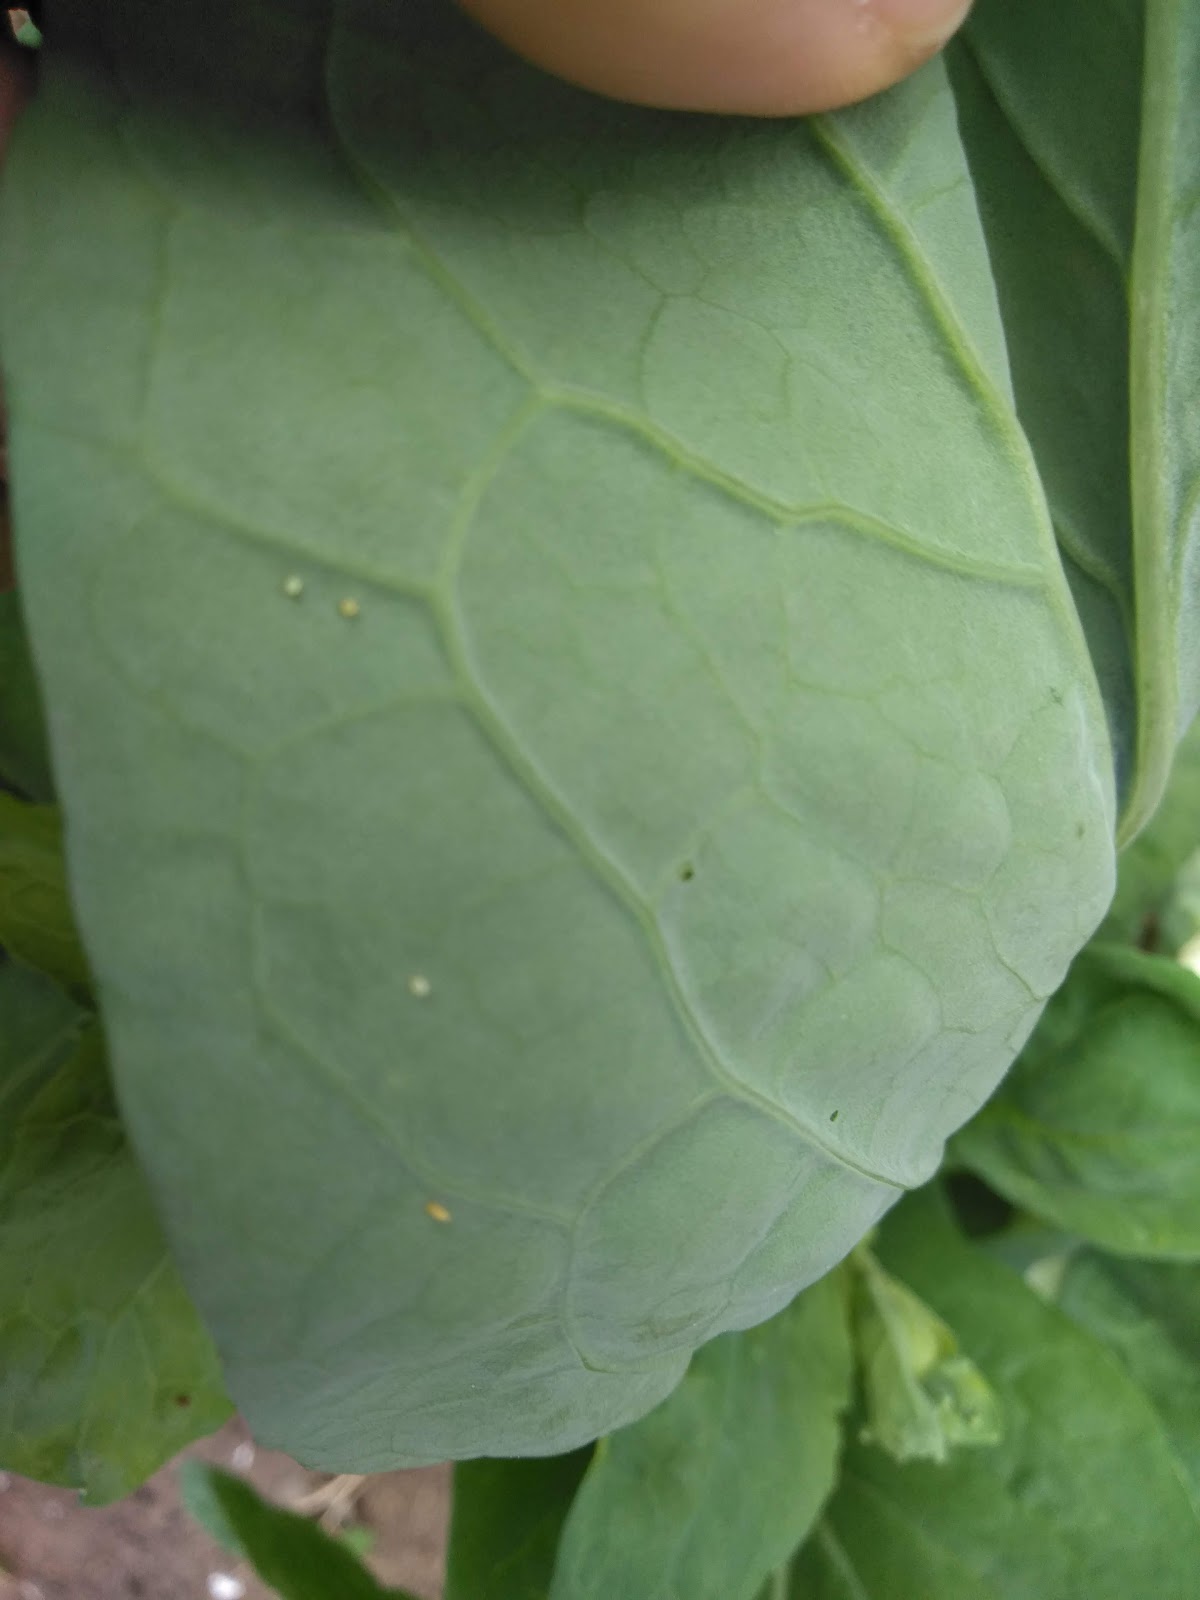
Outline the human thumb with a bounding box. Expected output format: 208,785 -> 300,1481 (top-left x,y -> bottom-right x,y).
455,0 -> 973,115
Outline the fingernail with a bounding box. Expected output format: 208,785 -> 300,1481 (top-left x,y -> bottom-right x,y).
866,0 -> 973,53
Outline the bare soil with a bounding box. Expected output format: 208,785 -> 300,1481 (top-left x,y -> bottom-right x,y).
0,1419 -> 451,1600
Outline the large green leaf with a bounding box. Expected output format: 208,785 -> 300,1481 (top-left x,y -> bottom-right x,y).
0,589 -> 54,800
0,0 -> 1115,1466
1056,1252 -> 1200,1509
956,1 -> 1200,839
1130,0 -> 1200,809
0,960 -> 230,1501
789,1187 -> 1200,1598
949,0 -> 1143,804
954,944 -> 1200,1257
0,792 -> 90,992
446,1453 -> 591,1600
549,1272 -> 852,1600
181,1464 -> 414,1600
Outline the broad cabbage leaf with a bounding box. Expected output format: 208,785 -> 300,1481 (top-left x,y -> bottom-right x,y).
0,0 -> 1127,1466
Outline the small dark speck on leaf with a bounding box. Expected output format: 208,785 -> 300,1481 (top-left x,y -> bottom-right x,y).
173,1394 -> 191,1408
829,1109 -> 839,1122
679,863 -> 695,882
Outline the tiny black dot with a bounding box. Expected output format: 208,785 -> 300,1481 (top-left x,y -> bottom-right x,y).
679,864 -> 695,882
174,1394 -> 191,1408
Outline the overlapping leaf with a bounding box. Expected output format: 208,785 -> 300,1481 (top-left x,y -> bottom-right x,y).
0,589 -> 54,800
952,0 -> 1200,835
790,1188 -> 1200,1598
1056,1252 -> 1200,1509
954,945 -> 1200,1257
182,1465 -> 415,1599
0,0 -> 1116,1465
0,960 -> 230,1501
549,1273 -> 852,1600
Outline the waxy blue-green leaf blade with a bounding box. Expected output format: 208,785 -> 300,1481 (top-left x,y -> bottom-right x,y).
951,0 -> 1200,841
0,589 -> 54,801
0,792 -> 90,992
0,0 -> 1114,1467
949,0 -> 1143,805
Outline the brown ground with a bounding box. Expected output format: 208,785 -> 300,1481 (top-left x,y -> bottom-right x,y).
0,1420 -> 451,1600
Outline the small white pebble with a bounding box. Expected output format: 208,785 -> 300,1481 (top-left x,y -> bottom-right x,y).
207,1575 -> 246,1600
408,973 -> 432,998
230,1440 -> 256,1473
282,574 -> 305,599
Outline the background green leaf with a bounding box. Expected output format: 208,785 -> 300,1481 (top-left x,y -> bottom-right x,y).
949,0 -> 1142,804
1102,716 -> 1200,945
790,1187 -> 1200,1598
1056,1251 -> 1200,1509
0,960 -> 230,1502
1129,0 -> 1200,808
954,944 -> 1200,1257
180,1465 -> 412,1600
446,1453 -> 591,1600
550,1272 -> 852,1600
0,589 -> 54,801
951,0 -> 1200,838
0,792 -> 90,991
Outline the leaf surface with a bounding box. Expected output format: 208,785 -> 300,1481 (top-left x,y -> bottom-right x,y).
0,961 -> 230,1501
949,0 -> 1142,802
0,792 -> 90,991
951,0 -> 1200,835
446,1453 -> 590,1600
790,1187 -> 1200,1599
0,589 -> 54,800
1056,1251 -> 1200,1508
1102,715 -> 1200,943
550,1273 -> 851,1600
954,944 -> 1200,1256
0,0 -> 1115,1465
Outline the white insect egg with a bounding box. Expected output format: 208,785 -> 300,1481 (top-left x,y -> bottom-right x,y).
408,973 -> 432,998
207,1575 -> 246,1600
282,574 -> 305,599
